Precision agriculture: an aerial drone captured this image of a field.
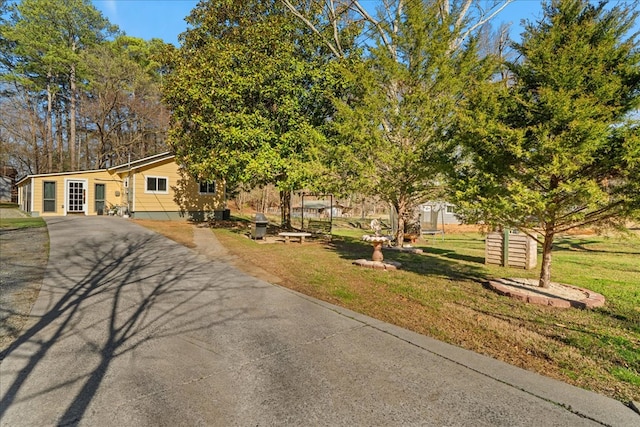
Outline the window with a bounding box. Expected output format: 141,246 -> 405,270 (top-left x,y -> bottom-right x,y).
145,176 -> 168,194
43,181 -> 56,212
199,181 -> 216,194
446,205 -> 456,214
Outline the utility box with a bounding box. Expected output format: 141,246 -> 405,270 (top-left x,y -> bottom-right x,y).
486,231 -> 537,270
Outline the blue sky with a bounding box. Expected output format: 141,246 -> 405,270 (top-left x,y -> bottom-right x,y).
93,0 -> 199,45
92,0 -> 545,46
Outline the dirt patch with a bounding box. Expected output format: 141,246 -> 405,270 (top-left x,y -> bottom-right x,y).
441,224 -> 485,233
442,223 -> 603,236
131,219 -> 196,248
0,226 -> 49,354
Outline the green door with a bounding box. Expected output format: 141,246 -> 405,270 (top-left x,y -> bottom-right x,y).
95,183 -> 105,215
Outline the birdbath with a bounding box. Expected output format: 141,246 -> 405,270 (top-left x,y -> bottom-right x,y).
362,234 -> 390,262
353,219 -> 400,270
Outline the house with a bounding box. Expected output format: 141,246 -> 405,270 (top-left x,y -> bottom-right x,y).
291,200 -> 348,218
15,152 -> 226,221
418,201 -> 461,229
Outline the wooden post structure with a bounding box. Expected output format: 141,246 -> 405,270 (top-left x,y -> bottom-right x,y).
502,228 -> 509,267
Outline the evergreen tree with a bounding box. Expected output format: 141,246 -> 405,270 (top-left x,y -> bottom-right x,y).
1,0 -> 116,171
323,1 -> 491,245
282,0 -> 509,245
453,0 -> 640,287
164,0 -> 334,228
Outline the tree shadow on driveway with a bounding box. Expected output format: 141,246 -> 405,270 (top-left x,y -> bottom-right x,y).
0,218 -> 265,426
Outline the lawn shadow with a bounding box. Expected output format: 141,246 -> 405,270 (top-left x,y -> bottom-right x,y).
207,215 -> 295,238
325,235 -> 489,283
553,237 -> 640,256
467,301 -> 640,355
595,305 -> 640,335
419,246 -> 485,264
207,215 -> 251,233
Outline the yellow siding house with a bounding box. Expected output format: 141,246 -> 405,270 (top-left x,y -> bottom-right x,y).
16,152 -> 227,220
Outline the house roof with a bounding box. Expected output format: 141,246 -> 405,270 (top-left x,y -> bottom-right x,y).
108,152 -> 174,173
15,152 -> 175,186
15,168 -> 108,186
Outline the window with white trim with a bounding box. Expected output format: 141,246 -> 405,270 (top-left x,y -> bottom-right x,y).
199,181 -> 216,194
145,176 -> 168,194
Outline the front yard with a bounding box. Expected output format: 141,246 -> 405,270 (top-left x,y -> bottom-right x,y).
138,218 -> 640,403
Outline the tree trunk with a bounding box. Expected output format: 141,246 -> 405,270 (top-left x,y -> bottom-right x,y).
30,100 -> 40,174
235,190 -> 245,211
394,200 -> 407,248
69,61 -> 77,170
261,186 -> 268,213
45,74 -> 54,173
56,107 -> 65,171
280,190 -> 292,230
539,231 -> 555,288
83,118 -> 90,169
96,122 -> 106,168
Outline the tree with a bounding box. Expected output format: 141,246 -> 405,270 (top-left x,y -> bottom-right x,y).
0,83 -> 46,174
281,0 -> 513,59
164,0 -> 332,228
1,1 -> 168,175
1,0 -> 116,171
282,0 -> 511,245
284,0 -> 504,245
82,36 -> 171,168
452,0 -> 640,288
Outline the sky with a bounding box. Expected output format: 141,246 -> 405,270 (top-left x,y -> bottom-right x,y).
92,0 -> 546,47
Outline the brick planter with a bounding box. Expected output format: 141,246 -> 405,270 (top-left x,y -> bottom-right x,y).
487,278 -> 606,309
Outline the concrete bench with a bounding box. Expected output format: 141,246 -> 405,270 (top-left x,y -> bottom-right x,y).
278,232 -> 312,244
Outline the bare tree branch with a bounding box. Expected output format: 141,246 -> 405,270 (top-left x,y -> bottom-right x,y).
453,0 -> 514,51
351,0 -> 395,57
282,0 -> 513,58
281,0 -> 344,57
455,0 -> 473,27
327,1 -> 344,57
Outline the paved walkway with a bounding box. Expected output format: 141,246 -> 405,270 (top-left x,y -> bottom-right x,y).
1,216 -> 637,426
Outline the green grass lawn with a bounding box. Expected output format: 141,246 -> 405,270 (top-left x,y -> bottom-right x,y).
0,217 -> 46,229
0,204 -> 45,229
213,224 -> 640,403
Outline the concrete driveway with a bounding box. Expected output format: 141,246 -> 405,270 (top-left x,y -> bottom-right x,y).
1,216 -> 636,426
